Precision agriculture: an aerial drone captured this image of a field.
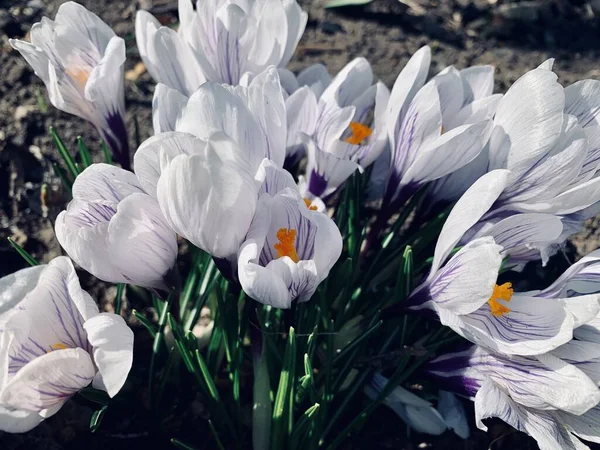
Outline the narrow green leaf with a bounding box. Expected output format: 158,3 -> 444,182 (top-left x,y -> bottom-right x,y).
271,327 -> 297,449
90,405 -> 107,433
115,283 -> 126,316
207,420 -> 226,450
52,162 -> 73,193
77,136 -> 93,169
102,140 -> 113,164
132,309 -> 157,338
79,387 -> 110,405
170,438 -> 200,450
195,349 -> 220,401
290,403 -> 320,450
402,246 -> 413,298
325,0 -> 372,10
50,126 -> 79,179
7,238 -> 39,266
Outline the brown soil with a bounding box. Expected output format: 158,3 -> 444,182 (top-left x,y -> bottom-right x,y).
1,0 -> 600,449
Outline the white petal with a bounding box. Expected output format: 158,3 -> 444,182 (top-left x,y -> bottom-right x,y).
559,406 -> 600,444
156,139 -> 258,259
107,193 -> 178,289
430,169 -> 509,274
489,68 -> 564,174
565,80 -> 600,128
387,46 -> 431,150
420,238 -> 502,315
84,313 -> 133,398
280,0 -> 307,67
215,4 -> 248,84
244,67 -> 287,167
152,83 -> 189,134
459,65 -> 495,103
134,131 -> 206,198
438,391 -> 470,439
474,379 -> 580,450
320,57 -> 373,109
72,163 -> 144,203
460,294 -> 574,356
55,1 -> 115,51
9,40 -> 51,86
297,63 -> 331,97
85,36 -> 125,110
309,205 -> 343,279
0,266 -> 46,316
285,86 -> 318,154
430,69 -> 464,125
402,120 -> 492,185
0,348 -> 95,412
277,68 -> 299,93
0,405 -> 44,433
177,82 -> 268,172
446,94 -> 503,130
265,257 -> 319,303
255,159 -> 298,195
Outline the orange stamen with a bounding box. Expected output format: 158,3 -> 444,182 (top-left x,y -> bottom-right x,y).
345,122 -> 373,145
48,343 -> 68,353
487,282 -> 513,317
274,228 -> 299,263
303,198 -> 318,211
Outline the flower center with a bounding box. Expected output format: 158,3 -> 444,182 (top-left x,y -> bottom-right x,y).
345,122 -> 373,145
488,282 -> 513,317
48,343 -> 68,353
303,198 -> 318,211
66,66 -> 91,91
274,228 -> 299,263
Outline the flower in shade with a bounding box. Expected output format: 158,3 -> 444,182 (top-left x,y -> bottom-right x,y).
10,2 -> 130,169
405,170 -> 600,356
135,0 -> 307,94
426,344 -> 600,450
0,257 -> 133,433
364,372 -> 469,438
135,68 -> 288,264
366,46 -> 493,245
55,164 -> 178,290
237,183 -> 342,308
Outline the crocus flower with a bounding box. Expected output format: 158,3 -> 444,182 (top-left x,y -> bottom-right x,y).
405,170 -> 600,356
135,68 -> 288,264
10,2 -> 130,170
366,46 -> 493,246
364,373 -> 467,437
426,345 -> 600,450
135,0 -> 307,94
0,257 -> 133,433
237,186 -> 342,308
55,164 -> 178,290
289,58 -> 388,198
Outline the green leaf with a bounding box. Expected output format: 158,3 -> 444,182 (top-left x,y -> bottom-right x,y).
50,126 -> 79,179
7,238 -> 39,266
271,327 -> 297,449
90,405 -> 107,433
170,438 -> 200,450
132,309 -> 157,338
102,140 -> 113,164
290,403 -> 320,450
79,387 -> 110,405
52,162 -> 73,193
115,283 -> 126,316
77,136 -> 93,169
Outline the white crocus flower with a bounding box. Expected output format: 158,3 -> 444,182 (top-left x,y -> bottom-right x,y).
406,170 -> 600,356
364,373 -> 464,437
426,345 -> 600,450
10,2 -> 130,169
288,58 -> 388,198
135,0 -> 307,94
237,183 -> 342,308
0,257 -> 133,433
55,164 -> 178,290
365,47 -> 493,245
136,69 -> 289,265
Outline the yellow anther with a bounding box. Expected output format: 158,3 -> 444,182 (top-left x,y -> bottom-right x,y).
48,343 -> 68,353
274,228 -> 299,263
488,282 -> 513,317
345,122 -> 373,145
303,198 -> 318,211
66,66 -> 91,90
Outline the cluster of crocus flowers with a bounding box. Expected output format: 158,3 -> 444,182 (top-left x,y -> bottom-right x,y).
10,1 -> 600,447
